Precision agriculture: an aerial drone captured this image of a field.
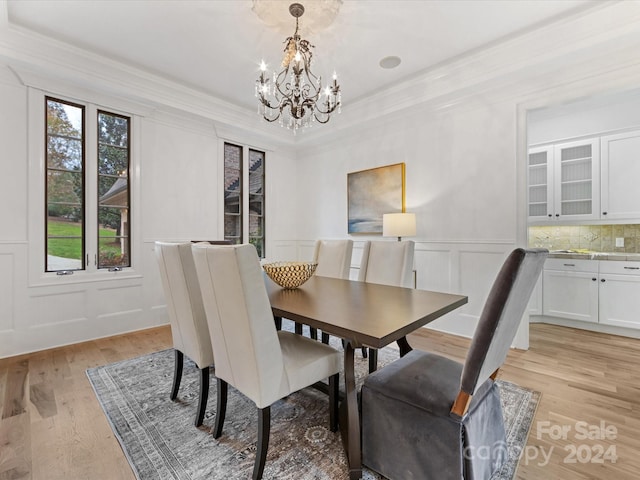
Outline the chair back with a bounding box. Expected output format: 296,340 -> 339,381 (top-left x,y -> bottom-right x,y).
192,243 -> 288,408
358,240 -> 415,288
313,239 -> 353,279
461,248 -> 547,395
154,242 -> 214,368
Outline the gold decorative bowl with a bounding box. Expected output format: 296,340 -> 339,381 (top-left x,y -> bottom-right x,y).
263,261 -> 317,289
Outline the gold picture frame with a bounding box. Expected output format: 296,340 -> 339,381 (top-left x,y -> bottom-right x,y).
347,163 -> 405,234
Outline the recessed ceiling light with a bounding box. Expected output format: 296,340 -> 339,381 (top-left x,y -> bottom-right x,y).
379,56 -> 401,69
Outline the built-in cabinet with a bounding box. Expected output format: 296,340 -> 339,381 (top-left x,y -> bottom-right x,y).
538,258 -> 640,330
600,130 -> 640,220
528,138 -> 600,223
529,131 -> 640,224
542,259 -> 599,323
599,261 -> 640,329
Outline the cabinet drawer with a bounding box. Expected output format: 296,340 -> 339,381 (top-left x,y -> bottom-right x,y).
599,261 -> 640,275
545,258 -> 598,273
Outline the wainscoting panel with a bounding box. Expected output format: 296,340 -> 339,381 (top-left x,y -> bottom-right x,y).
0,253 -> 14,332
95,283 -> 144,319
414,247 -> 453,293
28,289 -> 88,327
269,241 -> 299,263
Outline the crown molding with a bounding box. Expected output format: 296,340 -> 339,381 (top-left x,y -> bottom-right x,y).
2,1 -> 639,150
0,5 -> 295,147
297,2 -> 640,145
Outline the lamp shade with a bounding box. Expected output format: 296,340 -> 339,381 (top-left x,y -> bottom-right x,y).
383,213 -> 416,239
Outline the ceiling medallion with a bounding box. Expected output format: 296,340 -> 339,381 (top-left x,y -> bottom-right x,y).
254,2 -> 341,134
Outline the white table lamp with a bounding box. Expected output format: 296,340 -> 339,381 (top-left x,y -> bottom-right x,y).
383,213 -> 416,241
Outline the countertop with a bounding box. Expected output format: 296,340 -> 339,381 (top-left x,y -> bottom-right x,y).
548,250 -> 640,261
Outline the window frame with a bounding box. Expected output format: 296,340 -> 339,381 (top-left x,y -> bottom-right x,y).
28,88 -> 140,285
222,141 -> 266,258
96,109 -> 132,270
44,96 -> 86,272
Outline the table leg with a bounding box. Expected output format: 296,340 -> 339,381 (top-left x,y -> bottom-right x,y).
397,335 -> 412,357
343,341 -> 362,480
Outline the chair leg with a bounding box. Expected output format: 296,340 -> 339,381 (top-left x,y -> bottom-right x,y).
213,378 -> 228,439
273,315 -> 282,330
329,373 -> 339,432
321,332 -> 330,344
195,366 -> 209,427
170,350 -> 184,401
295,322 -> 303,335
368,349 -> 378,374
253,406 -> 271,480
310,327 -> 318,340
361,346 -> 368,358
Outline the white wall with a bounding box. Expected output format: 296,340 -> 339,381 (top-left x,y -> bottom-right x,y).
4,3 -> 640,356
528,88 -> 640,145
0,64 -> 299,358
295,96 -> 520,338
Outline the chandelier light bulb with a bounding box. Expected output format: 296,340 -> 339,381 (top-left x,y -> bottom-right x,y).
260,60 -> 267,72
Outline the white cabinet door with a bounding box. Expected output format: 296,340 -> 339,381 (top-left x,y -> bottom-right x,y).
601,130 -> 640,220
528,146 -> 553,223
542,269 -> 599,322
552,138 -> 600,222
599,273 -> 640,329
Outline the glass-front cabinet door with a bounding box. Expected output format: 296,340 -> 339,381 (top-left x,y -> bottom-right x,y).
528,137 -> 600,224
528,146 -> 553,222
553,138 -> 600,221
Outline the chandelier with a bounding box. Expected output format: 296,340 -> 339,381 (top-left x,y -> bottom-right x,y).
255,3 -> 341,133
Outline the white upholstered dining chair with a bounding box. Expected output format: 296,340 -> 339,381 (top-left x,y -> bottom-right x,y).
155,241 -> 214,427
313,239 -> 353,279
191,243 -> 341,480
312,239 -> 353,342
358,240 -> 415,371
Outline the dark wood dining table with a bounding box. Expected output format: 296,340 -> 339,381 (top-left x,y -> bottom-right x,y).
265,275 -> 468,480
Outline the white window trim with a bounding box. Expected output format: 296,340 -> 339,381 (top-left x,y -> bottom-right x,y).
27,87 -> 142,286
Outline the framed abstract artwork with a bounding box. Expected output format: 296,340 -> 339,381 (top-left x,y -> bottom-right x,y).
347,163 -> 405,234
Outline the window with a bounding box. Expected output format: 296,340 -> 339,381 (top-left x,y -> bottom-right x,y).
45,97 -> 131,272
223,142 -> 265,257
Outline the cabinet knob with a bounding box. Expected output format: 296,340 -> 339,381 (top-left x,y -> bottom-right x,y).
555,214 -> 560,217
548,214 -> 552,217
602,212 -> 607,215
592,278 -> 597,281
601,278 -> 606,283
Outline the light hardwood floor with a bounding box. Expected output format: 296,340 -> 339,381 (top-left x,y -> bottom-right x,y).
1,323 -> 639,479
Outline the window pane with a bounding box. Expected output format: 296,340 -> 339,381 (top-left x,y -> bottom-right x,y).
98,111 -> 130,269
224,192 -> 241,214
249,149 -> 265,258
46,97 -> 84,272
224,143 -> 243,245
249,151 -> 264,194
46,236 -> 83,271
98,207 -> 129,268
249,194 -> 263,216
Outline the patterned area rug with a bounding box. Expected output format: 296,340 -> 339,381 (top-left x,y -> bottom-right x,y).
87,333 -> 540,480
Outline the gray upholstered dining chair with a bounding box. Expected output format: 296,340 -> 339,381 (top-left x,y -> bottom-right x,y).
361,248 -> 548,480
191,243 -> 342,480
312,239 -> 353,342
155,241 -> 215,427
358,240 -> 415,371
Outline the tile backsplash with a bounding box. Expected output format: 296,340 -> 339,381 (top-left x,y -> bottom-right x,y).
529,224 -> 640,253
